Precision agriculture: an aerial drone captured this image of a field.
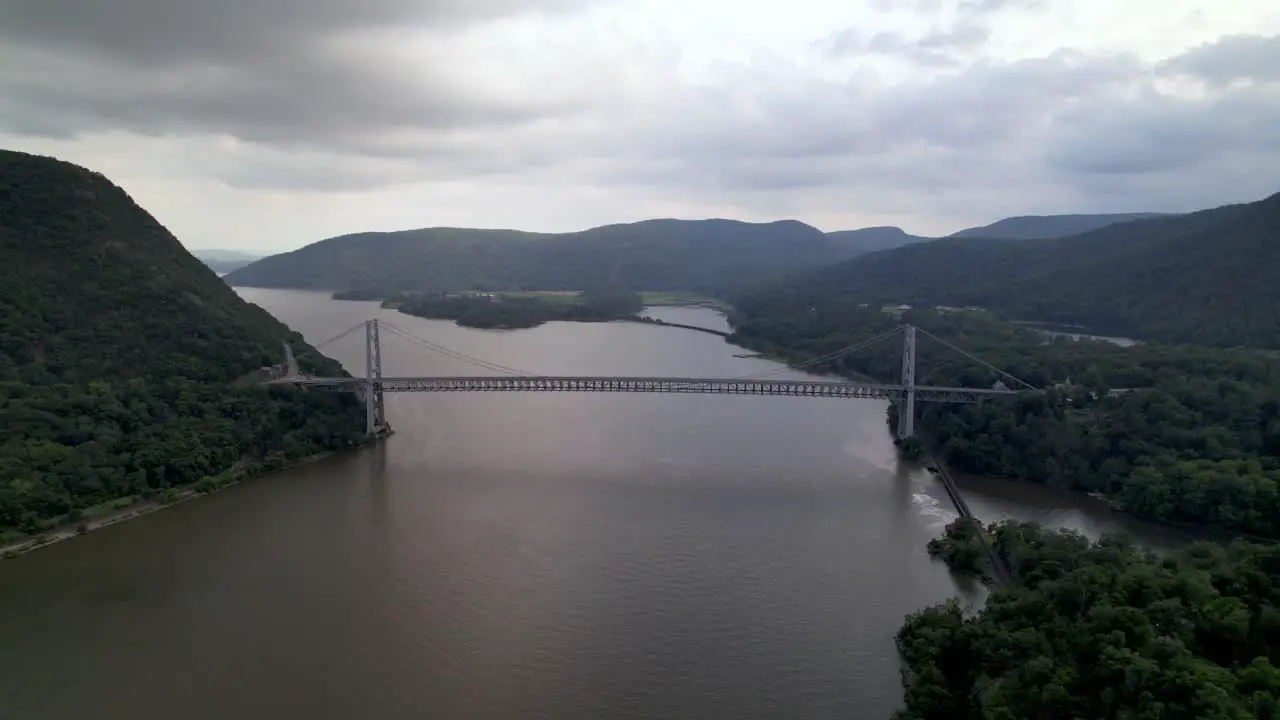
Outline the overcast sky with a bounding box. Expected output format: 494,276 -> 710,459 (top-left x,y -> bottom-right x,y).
2,0 -> 1278,252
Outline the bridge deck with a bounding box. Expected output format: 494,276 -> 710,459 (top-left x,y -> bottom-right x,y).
265,375 -> 1015,403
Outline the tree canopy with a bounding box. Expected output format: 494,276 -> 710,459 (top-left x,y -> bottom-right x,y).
898,521 -> 1280,720
0,149 -> 366,536
730,296 -> 1280,538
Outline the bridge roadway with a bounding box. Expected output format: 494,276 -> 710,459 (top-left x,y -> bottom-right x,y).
267,375 -> 1016,403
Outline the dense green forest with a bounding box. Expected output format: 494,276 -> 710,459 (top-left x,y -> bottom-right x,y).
394,289 -> 644,329
897,520 -> 1280,719
768,191 -> 1280,347
0,150 -> 366,538
730,296 -> 1280,538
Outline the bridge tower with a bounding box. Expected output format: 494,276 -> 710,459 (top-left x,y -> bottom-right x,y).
365,319 -> 387,435
896,324 -> 917,440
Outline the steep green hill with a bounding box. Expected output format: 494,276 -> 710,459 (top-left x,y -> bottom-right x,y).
224,219 -> 851,295
0,149 -> 366,535
949,211 -> 1171,239
753,192 -> 1280,347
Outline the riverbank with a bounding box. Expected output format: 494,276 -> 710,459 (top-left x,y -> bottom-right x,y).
0,435 -> 389,561
623,315 -> 731,337
921,451 -> 1014,587
727,326 -> 1250,544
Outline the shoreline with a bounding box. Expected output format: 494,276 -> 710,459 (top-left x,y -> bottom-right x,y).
724,331 -> 1238,544
0,438 -> 387,562
920,448 -> 1015,587
622,315 -> 731,337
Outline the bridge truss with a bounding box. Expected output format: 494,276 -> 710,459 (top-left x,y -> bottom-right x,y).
267,317 -> 1038,439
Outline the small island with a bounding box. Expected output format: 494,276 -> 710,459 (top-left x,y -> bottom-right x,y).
392,289 -> 645,329
331,287 -> 735,335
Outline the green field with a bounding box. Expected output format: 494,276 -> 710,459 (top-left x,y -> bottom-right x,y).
489,290 -> 730,312
495,290 -> 582,305
637,291 -> 732,312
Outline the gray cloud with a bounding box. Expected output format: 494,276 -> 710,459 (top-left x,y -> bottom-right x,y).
0,0 -> 587,64
0,0 -> 590,146
577,43 -> 1278,223
823,21 -> 990,64
957,0 -> 1045,14
871,0 -> 1042,14
0,0 -> 1276,237
1045,83 -> 1280,175
0,43 -> 564,147
1158,34 -> 1280,85
917,22 -> 991,50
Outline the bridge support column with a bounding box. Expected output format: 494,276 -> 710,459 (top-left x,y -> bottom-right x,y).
897,324 -> 916,440
365,319 -> 387,435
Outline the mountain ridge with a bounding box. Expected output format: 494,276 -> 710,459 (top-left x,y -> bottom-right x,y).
948,212 -> 1174,240
740,190 -> 1280,348
224,218 -> 845,294
226,210 -> 1177,294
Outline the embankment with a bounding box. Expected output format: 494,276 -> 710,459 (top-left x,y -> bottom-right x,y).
926,451 -> 1016,587
626,316 -> 731,337
0,433 -> 391,561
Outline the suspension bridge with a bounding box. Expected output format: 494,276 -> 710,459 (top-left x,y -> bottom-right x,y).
264,318 -> 1037,440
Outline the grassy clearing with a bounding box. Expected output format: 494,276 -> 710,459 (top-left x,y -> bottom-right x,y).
496,291 -> 582,305
638,291 -> 732,312
491,290 -> 731,312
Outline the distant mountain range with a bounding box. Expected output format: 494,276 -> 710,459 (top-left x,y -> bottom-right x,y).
825,226 -> 932,255
193,249 -> 261,274
225,212 -> 1169,295
225,220 -> 844,295
737,194 -> 1280,348
948,212 -> 1172,240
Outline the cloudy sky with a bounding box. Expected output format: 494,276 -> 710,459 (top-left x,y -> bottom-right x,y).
2,0 -> 1278,252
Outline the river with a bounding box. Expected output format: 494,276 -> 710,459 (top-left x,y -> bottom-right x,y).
0,289 -> 1188,720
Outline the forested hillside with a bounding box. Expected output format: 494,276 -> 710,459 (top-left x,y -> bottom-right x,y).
225,219 -> 847,295
896,521 -> 1280,719
730,300 -> 1280,538
228,207 -> 1174,298
0,150 -> 366,536
769,192 -> 1280,347
824,226 -> 931,254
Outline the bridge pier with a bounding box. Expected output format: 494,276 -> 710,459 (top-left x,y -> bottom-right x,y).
365,319 -> 387,436
896,325 -> 917,440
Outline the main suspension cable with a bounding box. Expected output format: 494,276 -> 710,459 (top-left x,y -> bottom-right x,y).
287,321 -> 367,368
380,321 -> 532,376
